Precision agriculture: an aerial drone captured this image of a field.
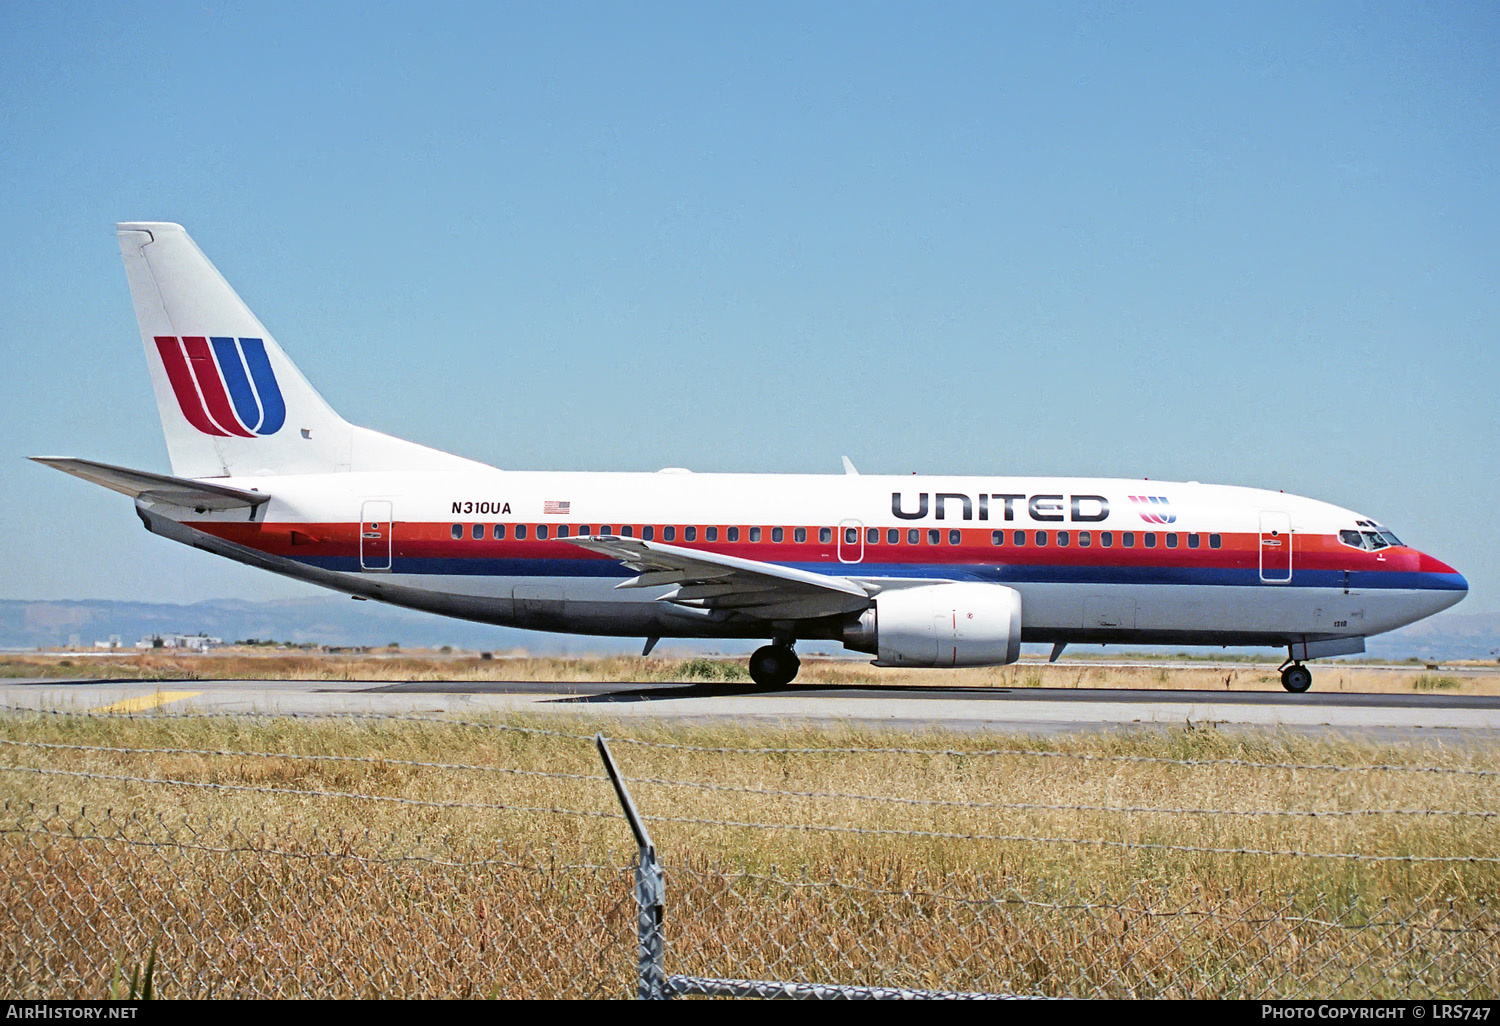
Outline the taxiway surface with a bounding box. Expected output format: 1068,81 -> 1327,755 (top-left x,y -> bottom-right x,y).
3,677 -> 1498,740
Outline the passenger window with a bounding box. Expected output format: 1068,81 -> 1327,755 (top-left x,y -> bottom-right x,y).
927,529 -> 940,545
492,524 -> 505,540
887,529 -> 899,544
515,524 -> 527,540
705,527 -> 718,541
642,526 -> 655,541
471,524 -> 484,540
684,526 -> 697,542
1079,531 -> 1091,547
772,527 -> 784,543
1187,533 -> 1199,549
1144,534 -> 1156,548
948,529 -> 960,545
1013,531 -> 1025,546
749,527 -> 761,542
451,524 -> 462,540
557,526 -> 569,538
620,525 -> 633,538
1057,531 -> 1069,547
867,528 -> 879,544
992,531 -> 1004,546
819,527 -> 832,544
1209,534 -> 1221,548
599,525 -> 612,536
908,529 -> 920,545
578,525 -> 590,535
1123,532 -> 1135,548
1101,532 -> 1112,547
728,527 -> 740,542
1035,532 -> 1048,546
848,528 -> 861,544
662,526 -> 674,541
1166,534 -> 1177,548
536,525 -> 549,540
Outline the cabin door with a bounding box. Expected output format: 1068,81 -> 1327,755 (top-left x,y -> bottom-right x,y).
359,500 -> 392,571
1259,511 -> 1292,583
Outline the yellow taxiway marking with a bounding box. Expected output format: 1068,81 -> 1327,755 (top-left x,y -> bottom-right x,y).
94,691 -> 202,714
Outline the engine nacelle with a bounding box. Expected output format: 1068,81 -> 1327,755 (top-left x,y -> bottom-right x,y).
842,583 -> 1023,667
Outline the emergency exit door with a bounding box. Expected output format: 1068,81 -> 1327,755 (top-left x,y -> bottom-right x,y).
837,519 -> 865,563
360,500 -> 392,571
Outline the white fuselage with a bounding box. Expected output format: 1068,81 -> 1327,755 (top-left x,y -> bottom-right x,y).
140,468 -> 1468,650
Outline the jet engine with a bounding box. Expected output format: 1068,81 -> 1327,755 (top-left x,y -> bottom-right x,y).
841,583 -> 1023,667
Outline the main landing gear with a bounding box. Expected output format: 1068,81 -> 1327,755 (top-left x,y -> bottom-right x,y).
1280,662 -> 1313,693
749,644 -> 801,687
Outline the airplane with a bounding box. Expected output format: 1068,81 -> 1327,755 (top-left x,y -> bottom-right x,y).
34,222 -> 1468,692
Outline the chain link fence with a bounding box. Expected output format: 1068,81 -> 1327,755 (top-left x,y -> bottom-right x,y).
3,803 -> 632,998
1,706 -> 1496,998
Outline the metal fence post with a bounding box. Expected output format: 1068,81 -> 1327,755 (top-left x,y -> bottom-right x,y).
634,843 -> 666,999
596,733 -> 668,999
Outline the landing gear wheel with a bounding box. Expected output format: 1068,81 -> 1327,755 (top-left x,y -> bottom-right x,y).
1281,664 -> 1313,693
749,645 -> 801,687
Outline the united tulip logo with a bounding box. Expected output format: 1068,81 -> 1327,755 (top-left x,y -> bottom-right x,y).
155,336 -> 285,437
1130,495 -> 1176,525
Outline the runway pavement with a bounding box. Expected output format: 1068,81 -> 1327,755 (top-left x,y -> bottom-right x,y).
3,676 -> 1499,740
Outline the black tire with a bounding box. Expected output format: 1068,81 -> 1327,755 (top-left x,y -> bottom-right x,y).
749,645 -> 801,687
1281,664 -> 1313,693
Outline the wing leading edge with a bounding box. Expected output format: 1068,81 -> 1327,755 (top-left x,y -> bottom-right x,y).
564,535 -> 873,620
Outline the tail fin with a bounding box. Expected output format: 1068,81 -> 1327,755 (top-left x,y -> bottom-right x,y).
118,222 -> 477,478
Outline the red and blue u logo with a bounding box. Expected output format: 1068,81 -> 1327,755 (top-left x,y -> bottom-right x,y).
1130,495 -> 1176,525
155,336 -> 285,437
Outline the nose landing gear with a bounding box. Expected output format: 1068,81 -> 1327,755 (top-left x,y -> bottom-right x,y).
1279,661 -> 1313,693
748,644 -> 801,687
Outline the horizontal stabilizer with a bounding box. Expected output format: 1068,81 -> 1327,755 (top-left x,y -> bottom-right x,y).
31,457 -> 270,511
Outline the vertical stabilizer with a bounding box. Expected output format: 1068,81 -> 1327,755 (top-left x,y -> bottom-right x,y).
118,222 -> 351,477
117,222 -> 480,478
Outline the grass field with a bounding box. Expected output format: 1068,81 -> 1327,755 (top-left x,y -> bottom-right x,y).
4,649 -> 1500,695
2,704 -> 1496,998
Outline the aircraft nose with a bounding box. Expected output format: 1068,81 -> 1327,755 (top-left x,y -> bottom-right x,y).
1418,550 -> 1465,583
1416,550 -> 1468,610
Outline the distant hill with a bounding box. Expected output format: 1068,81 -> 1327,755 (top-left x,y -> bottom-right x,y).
0,597 -> 634,654
1362,611 -> 1500,662
2,598 -> 1494,663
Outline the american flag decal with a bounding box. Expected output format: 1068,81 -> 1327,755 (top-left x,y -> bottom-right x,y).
543,500 -> 571,516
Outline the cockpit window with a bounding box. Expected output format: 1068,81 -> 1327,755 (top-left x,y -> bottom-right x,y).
1342,523 -> 1405,550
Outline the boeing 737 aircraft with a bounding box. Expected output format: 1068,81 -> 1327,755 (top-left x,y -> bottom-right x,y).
35,223 -> 1468,691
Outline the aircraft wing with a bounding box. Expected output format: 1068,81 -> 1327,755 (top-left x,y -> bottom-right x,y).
31,457 -> 270,511
564,536 -> 873,620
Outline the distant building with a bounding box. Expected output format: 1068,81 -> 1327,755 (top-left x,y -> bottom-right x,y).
133,633 -> 223,653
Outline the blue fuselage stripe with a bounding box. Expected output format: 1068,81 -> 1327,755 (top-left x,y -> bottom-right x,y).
287,555 -> 1466,591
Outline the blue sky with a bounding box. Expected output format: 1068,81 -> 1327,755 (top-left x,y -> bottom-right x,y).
1,2 -> 1496,612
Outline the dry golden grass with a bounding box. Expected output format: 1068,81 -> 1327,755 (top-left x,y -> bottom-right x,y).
1,709 -> 1496,998
6,649 -> 1500,695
